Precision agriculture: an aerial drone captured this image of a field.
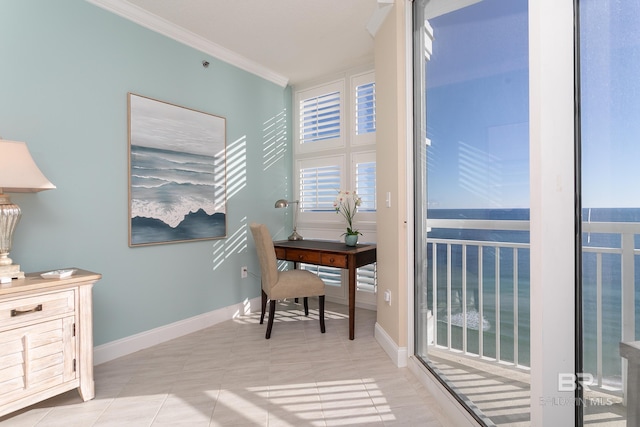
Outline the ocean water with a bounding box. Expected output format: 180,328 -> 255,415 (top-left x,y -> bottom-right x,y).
425,208 -> 640,387
130,145 -> 225,245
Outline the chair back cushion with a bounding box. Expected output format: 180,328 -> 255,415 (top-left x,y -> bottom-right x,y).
249,223 -> 279,293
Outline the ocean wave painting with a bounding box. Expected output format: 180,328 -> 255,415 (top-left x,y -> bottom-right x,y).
128,93 -> 226,246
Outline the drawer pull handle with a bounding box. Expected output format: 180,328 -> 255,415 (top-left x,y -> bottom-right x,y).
11,304 -> 43,317
298,255 -> 304,260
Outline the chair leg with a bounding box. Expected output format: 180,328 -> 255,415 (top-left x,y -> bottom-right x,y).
266,299 -> 276,339
260,289 -> 267,325
303,297 -> 309,316
319,295 -> 326,333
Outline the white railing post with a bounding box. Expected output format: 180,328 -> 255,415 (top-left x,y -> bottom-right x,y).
431,243 -> 438,347
496,247 -> 501,362
514,247 -> 519,366
462,244 -> 468,353
596,252 -> 603,388
479,246 -> 484,358
447,244 -> 452,349
621,232 -> 636,402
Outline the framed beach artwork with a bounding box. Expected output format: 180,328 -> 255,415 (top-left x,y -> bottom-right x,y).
128,93 -> 227,246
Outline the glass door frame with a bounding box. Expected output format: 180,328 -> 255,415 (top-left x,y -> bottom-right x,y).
409,0 -> 579,425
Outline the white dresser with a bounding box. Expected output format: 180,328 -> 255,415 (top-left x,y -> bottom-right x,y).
0,269 -> 101,417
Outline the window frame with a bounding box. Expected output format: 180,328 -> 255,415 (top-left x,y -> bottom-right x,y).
351,150 -> 377,223
351,71 -> 377,146
292,68 -> 378,308
295,154 -> 346,226
294,79 -> 346,154
409,1 -> 577,426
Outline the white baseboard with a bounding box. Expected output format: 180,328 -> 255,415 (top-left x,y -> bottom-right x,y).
374,322 -> 408,367
326,295 -> 377,312
93,297 -> 261,365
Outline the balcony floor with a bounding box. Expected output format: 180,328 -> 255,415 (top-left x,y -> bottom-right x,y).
428,347 -> 626,426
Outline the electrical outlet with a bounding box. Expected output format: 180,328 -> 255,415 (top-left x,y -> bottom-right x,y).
241,266 -> 248,278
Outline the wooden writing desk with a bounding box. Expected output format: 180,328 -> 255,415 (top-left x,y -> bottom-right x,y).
273,239 -> 377,340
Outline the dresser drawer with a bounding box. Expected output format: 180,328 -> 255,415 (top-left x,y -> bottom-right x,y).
274,247 -> 286,259
283,249 -> 321,264
321,253 -> 347,268
0,290 -> 75,330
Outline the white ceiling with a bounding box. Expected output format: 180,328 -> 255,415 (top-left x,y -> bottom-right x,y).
89,0 -> 384,87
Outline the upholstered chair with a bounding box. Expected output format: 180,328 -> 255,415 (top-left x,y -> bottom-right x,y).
249,222 -> 326,339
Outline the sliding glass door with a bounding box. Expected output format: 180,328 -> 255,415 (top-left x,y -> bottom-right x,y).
579,0 -> 640,424
414,1 -> 531,425
413,0 -> 640,425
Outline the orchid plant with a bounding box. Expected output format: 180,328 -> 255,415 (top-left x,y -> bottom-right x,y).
333,190 -> 363,236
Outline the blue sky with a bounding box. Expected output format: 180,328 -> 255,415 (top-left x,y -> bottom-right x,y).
426,0 -> 640,210
426,0 -> 529,209
580,0 -> 640,208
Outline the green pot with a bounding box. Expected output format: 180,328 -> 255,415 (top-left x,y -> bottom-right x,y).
344,234 -> 358,246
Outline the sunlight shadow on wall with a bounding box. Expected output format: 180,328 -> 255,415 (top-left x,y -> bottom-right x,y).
262,109 -> 288,171
226,135 -> 247,200
212,218 -> 248,270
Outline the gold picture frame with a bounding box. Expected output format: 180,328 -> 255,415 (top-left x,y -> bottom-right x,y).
128,93 -> 226,246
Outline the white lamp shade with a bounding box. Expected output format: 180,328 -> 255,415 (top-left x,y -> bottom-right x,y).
0,140 -> 56,193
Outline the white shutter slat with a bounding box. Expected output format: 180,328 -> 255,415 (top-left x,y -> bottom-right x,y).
355,82 -> 376,135
356,160 -> 376,212
302,264 -> 342,287
300,91 -> 342,144
357,263 -> 377,293
299,164 -> 341,212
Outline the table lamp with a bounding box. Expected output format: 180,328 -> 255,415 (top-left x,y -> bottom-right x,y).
0,139 -> 56,282
274,199 -> 303,240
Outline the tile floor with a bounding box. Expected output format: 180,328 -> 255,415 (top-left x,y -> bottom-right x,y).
0,300 -> 449,426
429,347 -> 626,426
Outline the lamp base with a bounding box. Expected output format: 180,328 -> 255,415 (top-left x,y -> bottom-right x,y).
0,264 -> 24,282
288,230 -> 304,241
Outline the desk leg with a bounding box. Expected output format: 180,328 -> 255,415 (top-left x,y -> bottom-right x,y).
294,262 -> 299,304
348,264 -> 356,340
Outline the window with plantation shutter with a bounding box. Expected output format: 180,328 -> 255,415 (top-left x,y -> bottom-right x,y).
351,71 -> 376,146
304,263 -> 376,294
354,151 -> 376,294
357,263 -> 377,293
298,157 -> 343,213
355,82 -> 376,136
300,91 -> 341,143
295,80 -> 344,152
302,264 -> 342,288
293,70 -> 377,308
354,152 -> 376,213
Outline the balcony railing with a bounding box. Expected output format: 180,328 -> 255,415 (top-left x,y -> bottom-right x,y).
426,218 -> 638,393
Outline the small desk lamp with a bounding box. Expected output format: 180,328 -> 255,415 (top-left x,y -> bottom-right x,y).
274,199 -> 303,240
0,139 -> 56,282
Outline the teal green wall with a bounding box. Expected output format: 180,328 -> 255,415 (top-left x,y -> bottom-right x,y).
0,0 -> 293,346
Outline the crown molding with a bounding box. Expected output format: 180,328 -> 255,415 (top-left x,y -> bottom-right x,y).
366,0 -> 394,37
86,0 -> 289,87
